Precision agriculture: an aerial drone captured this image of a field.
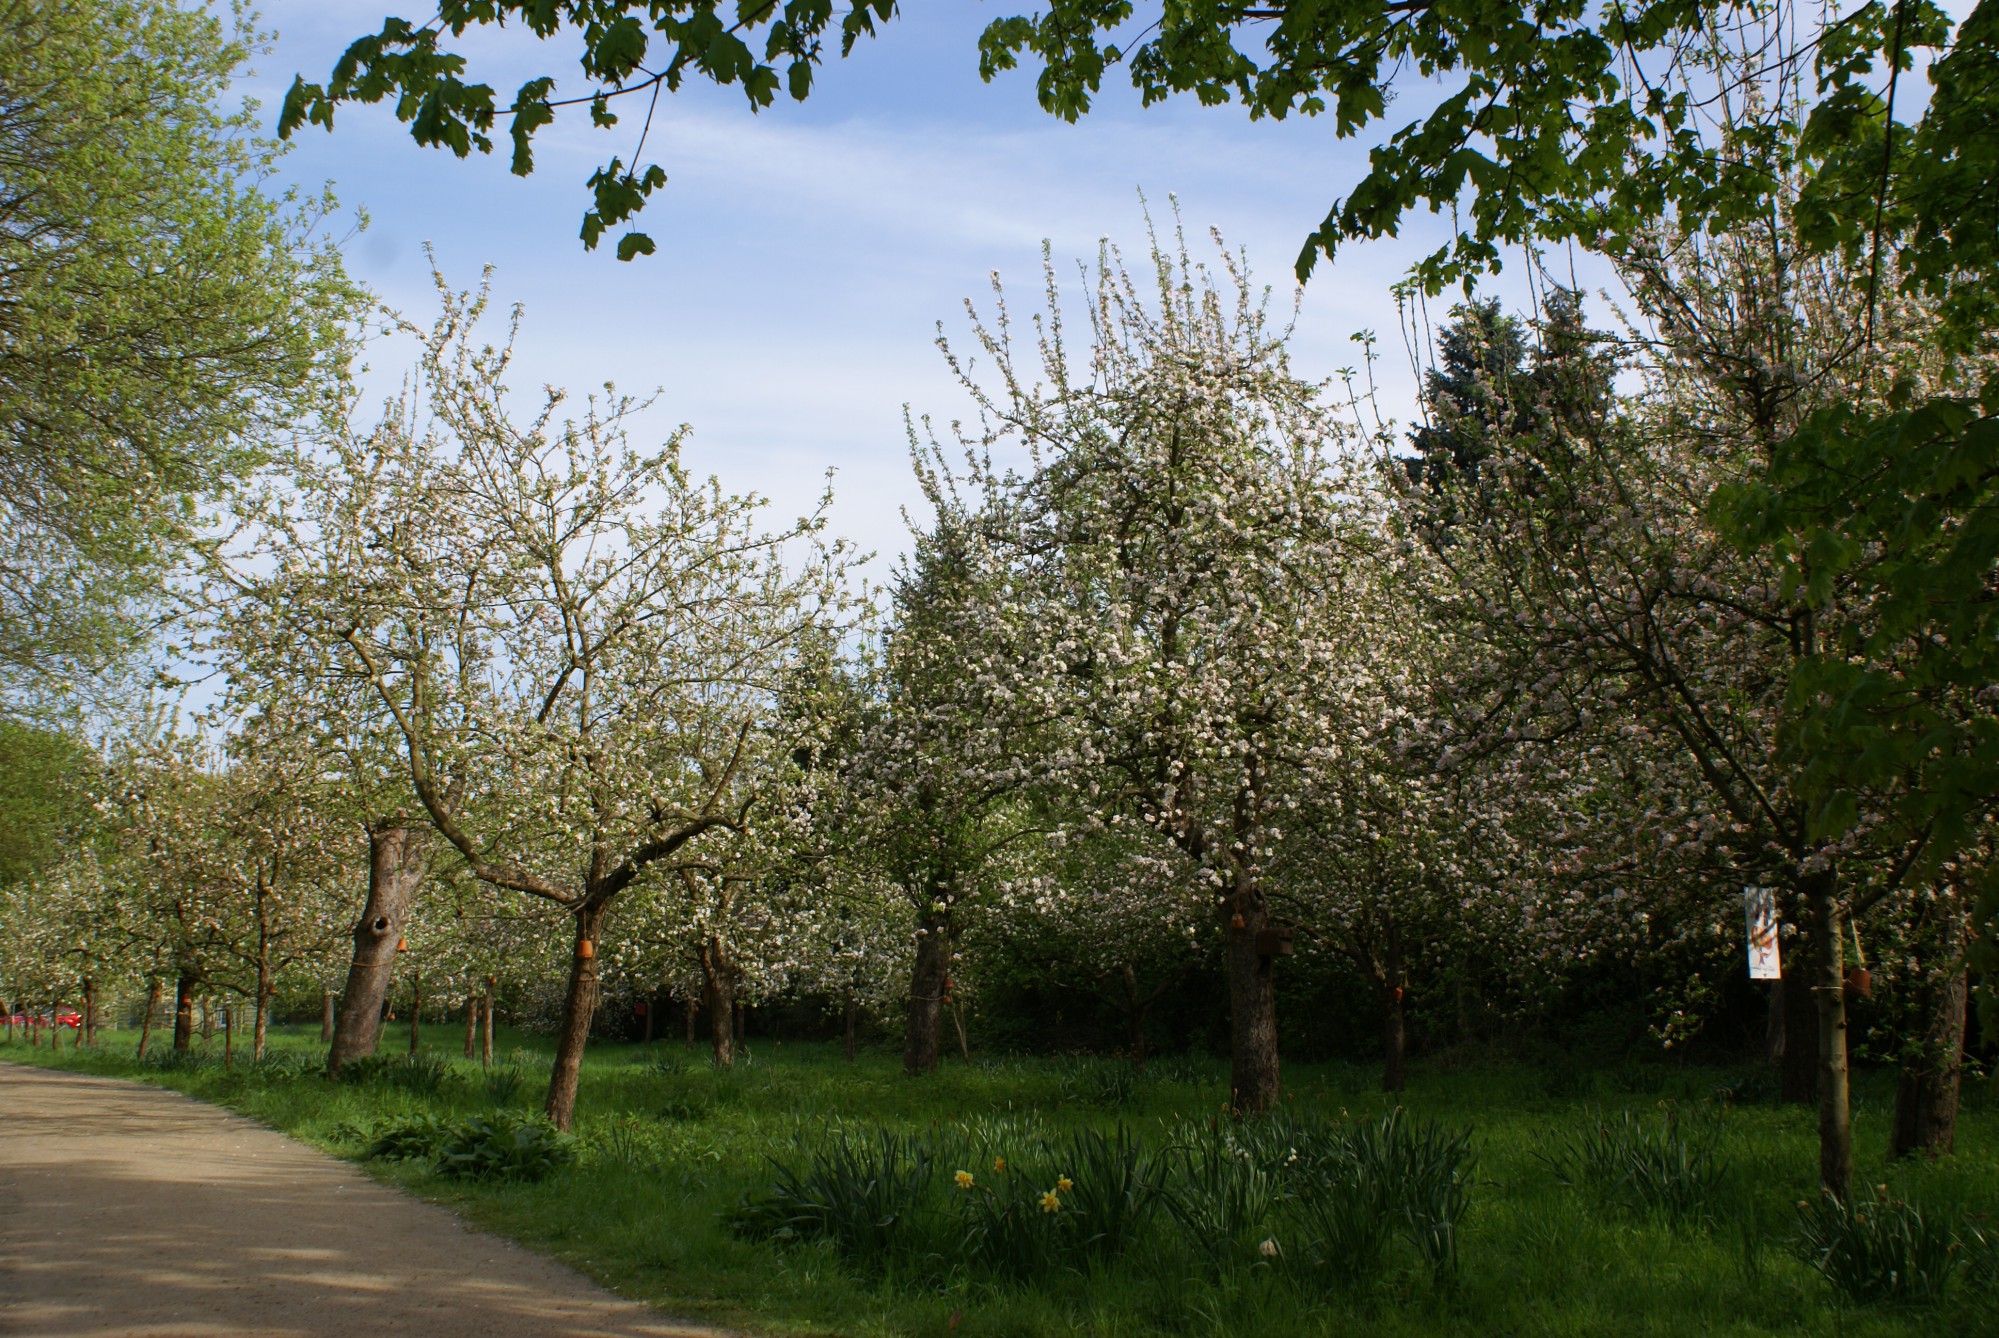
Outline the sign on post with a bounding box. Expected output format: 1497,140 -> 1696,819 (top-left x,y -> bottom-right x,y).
1743,886 -> 1781,980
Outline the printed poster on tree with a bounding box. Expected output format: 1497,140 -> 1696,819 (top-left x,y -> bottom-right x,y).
1743,886 -> 1781,980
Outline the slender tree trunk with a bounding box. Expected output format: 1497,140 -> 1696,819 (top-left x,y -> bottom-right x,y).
328,823 -> 425,1076
843,989 -> 858,1061
642,996 -> 655,1045
700,936 -> 737,1069
253,947 -> 273,1063
81,976 -> 96,1047
321,986 -> 335,1042
1120,964 -> 1148,1069
1381,920 -> 1407,1094
481,976 -> 495,1067
408,968 -> 422,1055
1223,879 -> 1281,1114
1891,902 -> 1970,1159
173,971 -> 197,1053
949,995 -> 970,1062
464,993 -> 478,1059
544,903 -> 608,1131
223,1004 -> 233,1070
1808,871 -> 1852,1197
903,909 -> 951,1075
136,979 -> 161,1057
684,995 -> 696,1049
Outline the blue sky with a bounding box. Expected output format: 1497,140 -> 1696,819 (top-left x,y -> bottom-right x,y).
248,4 -> 1564,573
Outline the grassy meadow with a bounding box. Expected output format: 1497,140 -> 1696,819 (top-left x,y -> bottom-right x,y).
4,1025 -> 1995,1337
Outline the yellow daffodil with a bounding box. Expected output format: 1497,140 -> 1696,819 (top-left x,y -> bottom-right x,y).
954,1170 -> 975,1190
1056,1176 -> 1073,1192
1040,1190 -> 1061,1213
993,1157 -> 1006,1173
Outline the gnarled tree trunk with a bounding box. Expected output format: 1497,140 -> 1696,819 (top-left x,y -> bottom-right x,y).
545,902 -> 608,1130
328,822 -> 425,1076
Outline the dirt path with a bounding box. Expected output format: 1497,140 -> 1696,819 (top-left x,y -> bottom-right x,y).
0,1063 -> 732,1338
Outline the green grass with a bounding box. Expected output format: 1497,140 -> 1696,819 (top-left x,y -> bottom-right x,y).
6,1026 -> 1995,1336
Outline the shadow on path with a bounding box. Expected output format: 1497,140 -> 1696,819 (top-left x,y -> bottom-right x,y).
0,1064 -> 728,1338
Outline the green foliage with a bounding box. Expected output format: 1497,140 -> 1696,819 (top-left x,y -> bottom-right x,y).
482,1060 -> 528,1106
0,0 -> 353,698
0,723 -> 100,886
1543,1106 -> 1733,1228
1794,1183 -> 1969,1304
335,1052 -> 454,1096
435,1113 -> 575,1182
731,1126 -> 935,1272
366,1109 -> 574,1182
1057,1055 -> 1144,1111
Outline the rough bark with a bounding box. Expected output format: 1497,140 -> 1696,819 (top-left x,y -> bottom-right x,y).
544,903 -> 607,1131
481,976 -> 495,1067
328,823 -> 425,1076
700,936 -> 737,1069
1809,872 -> 1853,1197
135,979 -> 161,1057
463,993 -> 478,1058
222,1004 -> 234,1070
172,971 -> 197,1053
902,910 -> 951,1076
1223,885 -> 1281,1114
321,986 -> 335,1042
1891,905 -> 1970,1160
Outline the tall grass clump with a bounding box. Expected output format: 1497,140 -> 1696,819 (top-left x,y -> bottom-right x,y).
1543,1104 -> 1731,1227
1794,1184 -> 1970,1305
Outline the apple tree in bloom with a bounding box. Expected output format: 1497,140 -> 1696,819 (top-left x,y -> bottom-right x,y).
261,275 -> 860,1128
922,224 -> 1381,1112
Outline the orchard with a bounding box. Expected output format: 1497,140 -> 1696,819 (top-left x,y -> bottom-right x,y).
2,3 -> 1994,1335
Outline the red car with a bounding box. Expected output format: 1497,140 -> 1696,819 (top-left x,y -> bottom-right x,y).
7,1010 -> 80,1028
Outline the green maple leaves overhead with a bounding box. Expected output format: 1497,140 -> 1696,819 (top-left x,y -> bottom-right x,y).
280,1 -> 897,261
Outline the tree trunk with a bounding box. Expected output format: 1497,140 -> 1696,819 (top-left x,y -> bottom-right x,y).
700,936 -> 737,1069
642,997 -> 655,1045
1223,885 -> 1281,1114
949,995 -> 970,1062
481,976 -> 495,1067
81,976 -> 96,1047
408,968 -> 422,1055
843,989 -> 858,1062
1808,872 -> 1852,1198
544,903 -> 608,1131
321,986 -> 335,1042
1780,941 -> 1818,1104
1119,964 -> 1148,1069
223,1004 -> 233,1070
253,951 -> 273,1063
1380,920 -> 1407,1093
172,971 -> 197,1053
463,993 -> 478,1058
903,910 -> 951,1076
1891,904 -> 1970,1160
684,995 -> 696,1048
136,979 -> 161,1057
328,823 -> 424,1076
